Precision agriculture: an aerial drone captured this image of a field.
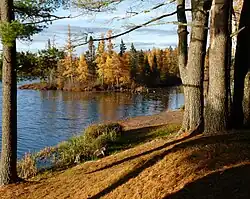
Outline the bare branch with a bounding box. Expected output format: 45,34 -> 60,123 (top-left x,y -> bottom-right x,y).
22,15 -> 72,25
72,8 -> 192,48
119,0 -> 176,21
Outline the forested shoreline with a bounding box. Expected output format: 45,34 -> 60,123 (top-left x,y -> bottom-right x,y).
2,27 -> 181,92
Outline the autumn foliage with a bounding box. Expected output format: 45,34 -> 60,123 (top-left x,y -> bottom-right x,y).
17,25 -> 180,91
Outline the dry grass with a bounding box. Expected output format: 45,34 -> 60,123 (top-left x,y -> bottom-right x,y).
2,111 -> 250,199
16,122 -> 123,179
1,128 -> 250,199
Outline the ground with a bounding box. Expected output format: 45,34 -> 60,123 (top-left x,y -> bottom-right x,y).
1,110 -> 250,199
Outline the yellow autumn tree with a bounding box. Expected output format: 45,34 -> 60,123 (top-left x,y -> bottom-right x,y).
104,54 -> 115,86
95,34 -> 106,85
119,52 -> 131,86
76,54 -> 90,83
147,49 -> 154,69
61,24 -> 77,88
107,30 -> 113,54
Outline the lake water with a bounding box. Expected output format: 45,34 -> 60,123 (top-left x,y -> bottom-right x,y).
0,83 -> 184,158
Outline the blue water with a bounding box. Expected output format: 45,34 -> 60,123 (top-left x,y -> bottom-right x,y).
0,83 -> 184,158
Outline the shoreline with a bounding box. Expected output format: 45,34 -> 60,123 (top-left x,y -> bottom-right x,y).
18,82 -> 182,93
15,110 -> 183,179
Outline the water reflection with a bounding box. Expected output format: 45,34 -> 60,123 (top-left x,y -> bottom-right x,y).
0,86 -> 184,158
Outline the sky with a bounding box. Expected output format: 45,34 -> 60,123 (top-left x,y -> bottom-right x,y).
14,0 -> 180,54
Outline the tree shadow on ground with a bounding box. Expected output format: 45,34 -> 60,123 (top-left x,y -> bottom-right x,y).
165,164 -> 250,199
86,126 -> 190,174
109,124 -> 178,152
88,132 -> 250,199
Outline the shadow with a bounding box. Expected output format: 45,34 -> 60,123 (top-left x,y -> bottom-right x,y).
164,164 -> 250,199
88,133 -> 250,199
111,125 -> 169,149
86,131 -> 192,174
88,138 -> 188,199
87,132 -> 249,175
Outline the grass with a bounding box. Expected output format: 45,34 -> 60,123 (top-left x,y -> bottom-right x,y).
17,122 -> 123,179
16,121 -> 179,179
109,124 -> 180,153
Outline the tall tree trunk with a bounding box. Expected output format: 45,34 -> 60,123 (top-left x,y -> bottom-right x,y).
0,0 -> 18,185
177,0 -> 211,134
232,0 -> 250,128
204,0 -> 230,133
243,71 -> 250,127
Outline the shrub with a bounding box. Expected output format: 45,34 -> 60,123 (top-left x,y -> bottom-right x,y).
17,152 -> 37,179
17,123 -> 123,177
84,123 -> 122,140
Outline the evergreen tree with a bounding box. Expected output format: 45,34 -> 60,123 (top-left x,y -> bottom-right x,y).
85,36 -> 96,78
137,50 -> 145,84
119,39 -> 126,57
0,0 -> 69,185
143,55 -> 151,86
129,43 -> 138,82
150,54 -> 160,85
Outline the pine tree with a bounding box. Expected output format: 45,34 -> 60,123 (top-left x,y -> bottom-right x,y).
137,50 -> 145,84
143,55 -> 151,86
0,0 -> 18,185
119,39 -> 126,57
85,36 -> 96,79
129,43 -> 138,82
150,54 -> 160,85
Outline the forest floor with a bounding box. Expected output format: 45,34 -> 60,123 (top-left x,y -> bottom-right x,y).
1,110 -> 250,199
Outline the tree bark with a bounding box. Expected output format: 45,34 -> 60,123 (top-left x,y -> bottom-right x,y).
0,0 -> 18,185
177,0 -> 211,134
243,71 -> 250,127
204,0 -> 230,133
232,0 -> 250,128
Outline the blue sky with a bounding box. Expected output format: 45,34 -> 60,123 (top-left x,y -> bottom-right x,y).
15,0 -> 179,54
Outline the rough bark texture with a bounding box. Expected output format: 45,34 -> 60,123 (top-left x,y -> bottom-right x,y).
0,0 -> 18,185
232,0 -> 250,128
204,0 -> 230,134
177,0 -> 210,134
243,71 -> 250,127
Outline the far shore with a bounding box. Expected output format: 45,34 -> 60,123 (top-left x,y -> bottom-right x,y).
18,82 -> 182,93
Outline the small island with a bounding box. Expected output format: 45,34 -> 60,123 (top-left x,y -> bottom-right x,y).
12,36 -> 181,92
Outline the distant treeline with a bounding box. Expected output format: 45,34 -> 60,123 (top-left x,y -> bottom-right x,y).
0,27 -> 180,90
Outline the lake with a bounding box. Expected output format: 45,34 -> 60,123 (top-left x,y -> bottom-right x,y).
0,83 -> 184,158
